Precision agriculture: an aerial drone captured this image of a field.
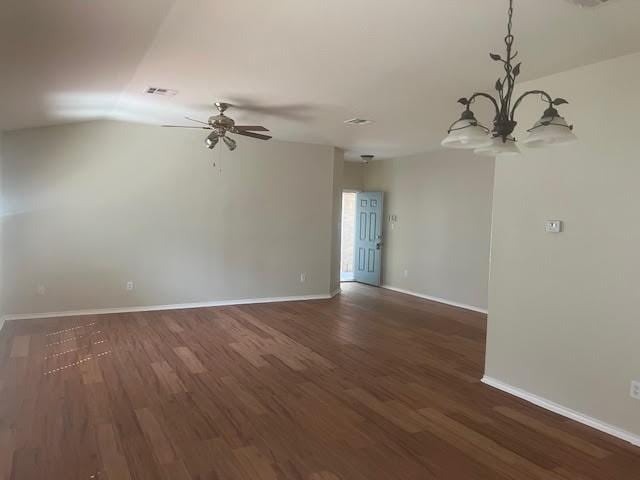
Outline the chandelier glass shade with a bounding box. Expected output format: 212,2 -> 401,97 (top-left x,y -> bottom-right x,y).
442,0 -> 577,156
440,111 -> 493,150
474,136 -> 520,157
522,110 -> 578,147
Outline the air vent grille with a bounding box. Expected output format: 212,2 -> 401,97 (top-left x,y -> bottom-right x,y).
565,0 -> 611,7
344,118 -> 373,125
145,87 -> 178,96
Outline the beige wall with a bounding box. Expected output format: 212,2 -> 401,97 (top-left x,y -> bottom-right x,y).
364,151 -> 494,310
343,161 -> 365,191
486,52 -> 640,437
1,120 -> 338,315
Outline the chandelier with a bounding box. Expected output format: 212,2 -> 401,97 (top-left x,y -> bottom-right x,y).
441,0 -> 577,156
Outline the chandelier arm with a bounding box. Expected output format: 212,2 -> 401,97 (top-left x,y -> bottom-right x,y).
510,90 -> 553,121
468,92 -> 500,118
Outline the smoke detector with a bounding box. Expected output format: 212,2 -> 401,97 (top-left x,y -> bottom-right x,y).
360,155 -> 374,165
565,0 -> 611,7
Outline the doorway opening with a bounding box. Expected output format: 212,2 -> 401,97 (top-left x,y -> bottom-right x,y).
340,191 -> 357,282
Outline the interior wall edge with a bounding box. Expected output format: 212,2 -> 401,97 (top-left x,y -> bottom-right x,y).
0,129 -> 4,320
482,376 -> 640,447
381,284 -> 488,314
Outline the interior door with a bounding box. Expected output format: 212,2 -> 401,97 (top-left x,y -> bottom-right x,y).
353,192 -> 384,286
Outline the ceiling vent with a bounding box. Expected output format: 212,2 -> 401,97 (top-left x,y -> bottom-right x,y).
145,87 -> 178,97
565,0 -> 611,7
344,118 -> 373,126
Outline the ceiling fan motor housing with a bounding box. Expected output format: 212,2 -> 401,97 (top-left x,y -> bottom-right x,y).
209,114 -> 235,130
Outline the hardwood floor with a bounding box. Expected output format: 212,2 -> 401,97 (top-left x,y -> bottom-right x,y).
0,283 -> 638,479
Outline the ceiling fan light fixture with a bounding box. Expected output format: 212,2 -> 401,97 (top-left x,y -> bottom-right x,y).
223,136 -> 237,151
205,133 -> 219,149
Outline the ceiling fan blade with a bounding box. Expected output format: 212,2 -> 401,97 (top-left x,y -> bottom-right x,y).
234,130 -> 272,141
162,125 -> 211,129
185,116 -> 209,125
233,125 -> 269,132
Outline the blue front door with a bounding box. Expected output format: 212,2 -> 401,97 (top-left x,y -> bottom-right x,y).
353,192 -> 383,286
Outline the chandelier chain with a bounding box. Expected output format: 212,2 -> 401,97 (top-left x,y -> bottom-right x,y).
505,0 -> 515,52
507,0 -> 514,39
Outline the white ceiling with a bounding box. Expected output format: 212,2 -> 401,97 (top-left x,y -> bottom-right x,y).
2,0 -> 640,158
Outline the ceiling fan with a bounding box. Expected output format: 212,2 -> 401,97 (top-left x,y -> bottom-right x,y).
163,102 -> 272,151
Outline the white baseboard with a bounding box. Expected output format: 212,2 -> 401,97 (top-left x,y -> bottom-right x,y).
381,285 -> 488,314
330,287 -> 341,298
482,376 -> 640,447
0,292 -> 335,325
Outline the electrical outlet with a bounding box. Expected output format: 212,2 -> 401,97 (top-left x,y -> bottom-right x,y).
403,269 -> 409,278
300,273 -> 306,283
36,285 -> 46,296
631,381 -> 640,400
126,281 -> 135,291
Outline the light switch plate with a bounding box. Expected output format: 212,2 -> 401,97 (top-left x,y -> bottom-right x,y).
631,381 -> 640,400
545,220 -> 563,233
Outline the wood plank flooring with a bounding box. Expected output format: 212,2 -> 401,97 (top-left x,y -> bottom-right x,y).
0,282 -> 638,479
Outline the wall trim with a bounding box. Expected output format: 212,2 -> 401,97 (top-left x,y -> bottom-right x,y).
330,287 -> 341,298
482,376 -> 640,447
381,285 -> 488,314
0,293 -> 336,324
